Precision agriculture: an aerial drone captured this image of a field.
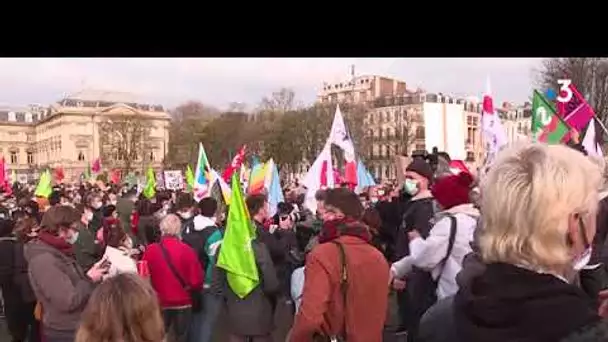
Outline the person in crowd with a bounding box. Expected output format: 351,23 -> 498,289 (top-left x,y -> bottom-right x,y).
247,194 -> 298,299
393,158 -> 437,337
0,218 -> 39,342
359,192 -> 370,209
87,193 -> 104,234
137,199 -> 161,246
290,188 -> 389,342
183,197 -> 224,342
142,214 -> 204,342
290,236 -> 318,315
25,205 -> 110,342
73,203 -> 102,271
433,143 -> 606,342
48,190 -> 62,207
175,193 -> 196,234
361,206 -> 388,256
116,188 -> 137,238
211,204 -> 279,342
392,171 -> 479,341
75,273 -> 165,342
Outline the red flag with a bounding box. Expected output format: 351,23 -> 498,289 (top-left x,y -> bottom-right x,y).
449,160 -> 471,175
320,160 -> 328,188
344,161 -> 358,189
110,169 -> 122,184
53,167 -> 65,183
92,158 -> 101,173
221,145 -> 246,183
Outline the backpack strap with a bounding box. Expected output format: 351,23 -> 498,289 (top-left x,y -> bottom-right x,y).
331,241 -> 348,340
435,215 -> 458,283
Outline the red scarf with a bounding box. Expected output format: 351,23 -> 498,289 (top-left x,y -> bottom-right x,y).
38,231 -> 75,257
318,217 -> 372,244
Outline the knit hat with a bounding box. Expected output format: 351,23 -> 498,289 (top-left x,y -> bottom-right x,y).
405,158 -> 434,182
431,172 -> 474,210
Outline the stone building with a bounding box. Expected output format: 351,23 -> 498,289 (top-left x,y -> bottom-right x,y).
0,89 -> 170,182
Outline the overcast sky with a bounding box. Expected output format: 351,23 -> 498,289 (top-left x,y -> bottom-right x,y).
0,58 -> 543,110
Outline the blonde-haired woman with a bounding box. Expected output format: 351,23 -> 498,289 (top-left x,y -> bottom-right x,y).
451,143 -> 604,342
75,273 -> 165,342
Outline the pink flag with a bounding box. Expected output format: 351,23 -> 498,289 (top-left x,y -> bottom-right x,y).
481,78 -> 507,164
92,158 -> 101,173
558,83 -> 594,132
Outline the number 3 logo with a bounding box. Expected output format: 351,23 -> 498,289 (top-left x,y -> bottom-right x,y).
557,79 -> 573,103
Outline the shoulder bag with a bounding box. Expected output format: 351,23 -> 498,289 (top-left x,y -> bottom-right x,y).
159,242 -> 202,312
313,240 -> 349,342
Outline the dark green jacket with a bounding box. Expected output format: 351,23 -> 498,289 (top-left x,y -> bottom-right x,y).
74,222 -> 101,271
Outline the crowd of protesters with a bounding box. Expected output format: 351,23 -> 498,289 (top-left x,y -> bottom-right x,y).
0,141 -> 608,342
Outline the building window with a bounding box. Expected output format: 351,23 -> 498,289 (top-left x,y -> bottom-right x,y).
149,151 -> 155,161
466,151 -> 475,162
10,151 -> 17,164
27,152 -> 33,164
78,151 -> 85,161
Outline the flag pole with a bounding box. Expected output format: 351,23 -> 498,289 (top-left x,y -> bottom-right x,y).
593,115 -> 608,137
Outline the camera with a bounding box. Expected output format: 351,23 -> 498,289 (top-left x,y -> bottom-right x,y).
280,211 -> 306,223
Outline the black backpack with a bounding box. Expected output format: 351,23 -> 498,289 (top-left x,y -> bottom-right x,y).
183,225 -> 220,271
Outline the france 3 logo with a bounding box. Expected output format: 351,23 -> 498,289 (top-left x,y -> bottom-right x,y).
545,79 -> 573,103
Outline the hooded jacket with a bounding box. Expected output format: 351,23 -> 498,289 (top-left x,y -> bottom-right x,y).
453,263 -> 599,341
392,203 -> 480,299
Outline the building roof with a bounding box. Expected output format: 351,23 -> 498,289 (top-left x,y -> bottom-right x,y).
63,89 -> 141,104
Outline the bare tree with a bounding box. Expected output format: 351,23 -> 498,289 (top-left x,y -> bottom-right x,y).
395,108 -> 418,155
535,58 -> 608,126
98,115 -> 153,173
166,101 -> 220,168
258,88 -> 299,114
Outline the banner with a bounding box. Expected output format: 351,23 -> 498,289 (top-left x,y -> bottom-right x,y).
163,170 -> 184,190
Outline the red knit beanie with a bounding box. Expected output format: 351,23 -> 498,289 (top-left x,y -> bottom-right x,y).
431,172 -> 474,210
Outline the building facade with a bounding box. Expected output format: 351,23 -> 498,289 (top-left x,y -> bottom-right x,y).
0,89 -> 171,182
497,102 -> 533,144
364,92 -> 484,180
317,75 -> 409,104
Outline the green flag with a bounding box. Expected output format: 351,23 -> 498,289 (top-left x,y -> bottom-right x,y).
186,164 -> 195,192
216,173 -> 259,299
84,164 -> 91,181
531,90 -> 570,144
143,167 -> 156,199
35,170 -> 52,198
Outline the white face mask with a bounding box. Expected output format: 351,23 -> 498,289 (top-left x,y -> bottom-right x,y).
92,201 -> 102,209
572,217 -> 593,271
573,247 -> 593,271
67,230 -> 79,245
181,211 -> 192,219
404,179 -> 419,196
85,212 -> 94,222
110,200 -> 117,206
